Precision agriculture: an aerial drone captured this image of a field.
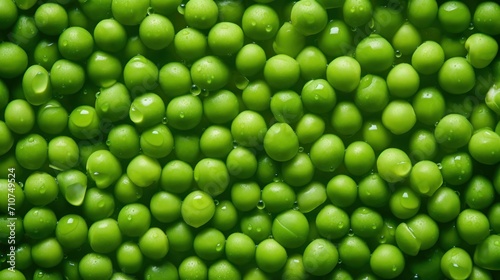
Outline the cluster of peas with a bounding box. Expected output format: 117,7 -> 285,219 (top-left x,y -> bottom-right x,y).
1,0 -> 500,279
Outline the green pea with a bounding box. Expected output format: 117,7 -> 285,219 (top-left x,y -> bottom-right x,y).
193,227 -> 225,261
194,158 -> 230,196
34,3 -> 68,36
392,22 -> 421,56
261,181 -> 295,213
82,187 -> 115,222
230,181 -> 260,212
111,0 -> 148,26
295,113 -> 325,145
303,238 -> 338,276
338,235 -> 370,269
473,2 -> 500,35
355,34 -> 394,73
370,244 -> 405,279
23,206 -> 57,239
126,154 -> 162,187
343,0 -> 373,27
382,100 -> 416,135
225,232 -> 255,265
158,63 -> 191,98
116,242 -> 143,274
10,15 -> 40,51
272,210 -> 309,248
426,186 -> 460,223
264,54 -> 300,90
15,134 -> 47,170
86,51 -> 121,89
240,209 -> 272,243
202,90 -> 239,124
231,110 -> 267,148
470,103 -> 497,131
362,119 -> 393,152
376,148 -> 412,183
36,100 -> 68,135
389,186 -> 421,219
139,227 -> 169,260
256,154 -> 280,185
241,4 -> 279,41
117,203 -> 151,237
241,80 -> 271,112
226,147 -> 257,179
272,22 -> 305,58
140,124 -> 174,158
310,134 -> 345,172
166,94 -> 203,130
79,253 -> 113,280
88,218 -> 122,254
317,20 -> 353,58
441,247 -> 473,280
409,160 -> 443,196
263,123 -> 299,162
0,42 -> 28,79
199,126 -> 233,159
68,105 -> 101,139
0,0 -> 18,30
270,90 -> 304,124
160,160 -> 193,194
191,55 -> 230,92
50,59 -> 85,96
182,190 -> 215,228
326,174 -> 357,208
4,99 -> 35,134
208,259 -> 241,279
79,0 -> 112,21
236,43 -> 267,78
114,174 -> 143,204
474,233 -> 500,271
22,65 -> 52,106
57,169 -> 87,206
345,141 -> 376,176
166,220 -> 194,253
387,63 -> 420,98
301,79 -> 336,114
24,172 -> 58,206
86,150 -> 122,189
316,204 -> 350,240
14,243 -> 32,271
296,182 -> 327,213
440,152 -> 473,186
31,238 -> 64,268
282,254 -> 307,280
407,0 -> 438,28
412,41 -> 445,75
208,22 -> 244,56
178,256 -> 207,280
396,214 -> 439,256
93,18 -> 127,53
468,128 -> 500,165
150,191 -> 181,223
434,113 -> 473,149
465,33 -> 498,69
184,0 -> 218,29
291,0 -> 327,35
139,14 -> 174,50
211,200 -> 238,231
173,27 -> 207,62
327,56 -> 361,93
439,57 -> 476,94
48,136 -> 79,171
412,87 -> 446,126
55,214 -> 88,250
357,173 -> 390,208
123,55 -> 159,96
174,133 -> 201,164
464,175 -> 495,210
130,93 -> 166,128
331,101 -> 363,136
106,124 -> 140,159
438,1 -> 471,33
354,74 -> 389,113
255,238 -> 288,273
457,209 -> 490,245
0,121 -> 13,156
440,34 -> 468,59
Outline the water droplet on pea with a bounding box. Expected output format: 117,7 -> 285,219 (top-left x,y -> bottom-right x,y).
395,50 -> 402,58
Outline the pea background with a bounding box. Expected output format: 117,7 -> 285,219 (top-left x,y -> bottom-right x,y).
1,0 -> 500,279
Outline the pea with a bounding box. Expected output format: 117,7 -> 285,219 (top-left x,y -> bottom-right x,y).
294,113 -> 325,145
55,214 -> 88,250
126,154 -> 162,187
4,99 -> 35,134
236,43 -> 267,77
111,0 -> 148,26
24,172 -> 58,206
173,27 -> 207,62
139,227 -> 169,260
86,150 -> 122,189
194,158 -> 230,196
331,101 -> 363,136
241,80 -> 271,112
116,242 -> 143,274
207,22 -> 244,56
15,134 -> 48,170
14,243 -> 32,271
412,87 -> 446,126
474,234 -> 500,271
301,79 -> 336,114
0,121 -> 13,156
412,41 -> 445,75
396,214 -> 439,256
255,238 -> 288,273
182,190 -> 216,228
474,2 -> 500,35
0,42 -> 28,79
282,254 -> 307,280
345,141 -> 376,176
241,4 -> 279,41
317,20 -> 353,58
270,90 -> 303,124
387,63 -> 420,98
231,110 -> 267,147
465,33 -> 498,69
31,238 -> 64,268
202,90 -> 239,124
117,203 -> 151,238
48,136 -> 80,171
326,56 -> 361,93
178,256 -> 207,280
159,160 -> 193,194
272,22 -> 306,58
150,191 -> 181,223
263,123 -> 299,162
456,209 -> 490,246
139,14 -> 174,51
0,0 -> 18,30
256,154 -> 280,185
296,182 -> 327,213
166,94 -> 203,130
438,1 -> 471,33
174,133 -> 201,164
208,259 -> 241,279
464,175 -> 495,210
22,64 -> 52,106
407,0 -> 438,28
166,220 -> 194,253
290,0 -> 328,35
392,22 -> 422,56
441,247 -> 473,280
226,147 -> 258,179
326,174 -> 357,208
439,57 -> 476,95
316,204 -> 350,240
426,186 -> 460,223
79,253 -> 113,280
260,181 -> 294,213
362,119 -> 393,152
310,134 -> 345,172
240,209 -> 272,243
88,218 -> 122,253
343,0 -> 373,28
338,235 -> 370,269
376,148 -> 412,183
488,203 -> 500,234
23,207 -> 57,239
50,59 -> 86,96
199,126 -> 233,159
389,186 -> 421,219
470,103 -> 497,131
93,18 -> 127,53
123,55 -> 159,96
264,54 -> 300,90
10,15 -> 40,51
216,0 -> 245,23
351,206 -> 383,238
57,169 -> 87,206
355,34 -> 395,73
370,244 -> 405,279
382,100 -> 417,135
303,238 -> 338,276
354,74 -> 389,113
468,128 -> 500,165
440,152 -> 473,185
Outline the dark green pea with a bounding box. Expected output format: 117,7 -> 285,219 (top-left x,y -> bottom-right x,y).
0,79 -> 8,111
114,174 -> 143,204
0,0 -> 18,30
358,173 -> 390,208
211,200 -> 238,232
14,243 -> 32,271
488,202 -> 500,233
318,20 -> 353,58
240,209 -> 272,243
409,248 -> 444,280
440,152 -> 473,186
474,234 -> 500,271
4,99 -> 35,134
194,227 -> 225,261
362,119 -> 392,152
82,187 -> 115,222
282,152 -> 314,187
326,174 -> 357,208
10,15 -> 40,51
338,235 -> 371,269
174,133 -> 201,164
166,220 -> 194,253
23,207 -> 57,239
310,134 -> 344,172
464,175 -> 495,210
68,5 -> 91,30
159,62 -> 192,98
107,124 -> 140,159
0,121 -> 13,156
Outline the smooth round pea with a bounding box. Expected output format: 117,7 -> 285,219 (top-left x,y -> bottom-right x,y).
270,90 -> 304,124
4,99 -> 35,134
230,181 -> 260,212
326,56 -> 361,93
139,14 -> 174,50
264,54 -> 300,90
86,51 -> 122,89
316,204 -> 350,240
208,259 -> 241,280
182,190 -> 216,228
434,113 -> 473,149
272,21 -> 305,58
23,207 -> 57,239
34,3 -> 68,36
296,182 -> 327,213
211,200 -> 238,231
24,172 -> 58,206
410,160 -> 443,196
79,253 -> 113,280
392,22 -> 422,56
354,74 -> 389,113
408,129 -> 438,161
331,101 -> 363,136
408,0 -> 438,28
55,214 -> 88,250
111,0 -> 148,26
199,126 -> 233,159
344,141 -> 375,176
193,227 -> 225,261
208,22 -> 244,56
303,238 -> 338,276
225,232 -> 255,265
117,203 -> 151,237
438,1 -> 471,33
301,79 -> 336,114
139,227 -> 169,260
470,103 -> 497,131
362,119 -> 393,152
178,256 -> 207,280
15,134 -> 47,170
282,254 -> 308,280
31,238 -> 64,268
376,148 -> 412,183
67,105 -> 101,139
194,158 -> 230,196
338,235 -> 370,269
355,34 -> 395,73
160,160 -> 193,194
456,209 -> 490,245
256,154 -> 280,185
464,175 -> 495,210
129,93 -> 166,128
140,124 -> 174,159
166,94 -> 203,130
203,90 -> 239,124
174,27 -> 207,62
441,247 -> 473,280
412,41 -> 445,75
439,57 -> 476,94
106,124 -> 140,159
358,173 -> 391,208
318,20 -> 353,58
390,186 -> 421,219
126,155 -> 162,187
343,0 -> 373,27
427,186 -> 460,223
261,182 -> 296,213
165,221 -> 194,253
255,238 -> 288,273
272,210 -> 309,248
468,128 -> 500,165
10,15 -> 40,51
236,43 -> 267,77
87,150 -> 122,189
174,133 -> 201,164
474,2 -> 500,35
123,55 -> 159,96
351,207 -> 383,238
184,0 -> 218,29
159,62 -> 192,98
114,174 -> 143,204
150,191 -> 181,223
231,110 -> 267,147
440,152 -> 473,185
241,4 -> 279,41
56,169 -> 87,207
412,87 -> 446,126
36,100 -> 68,135
116,242 -> 143,274
381,100 -> 416,135
93,18 -> 127,53
88,218 -> 122,254
50,59 -> 85,96
310,134 -> 345,172
474,234 -> 500,271
240,209 -> 272,243
226,147 -> 257,179
326,175 -> 357,208
0,0 -> 18,30
263,123 -> 299,162
48,136 -> 79,171
291,0 -> 327,35
58,26 -> 93,61
191,55 -> 230,92
295,113 -> 325,145
370,244 -> 405,279
465,33 -> 498,69
387,63 -> 420,98
0,42 -> 28,79
22,64 -> 52,106
241,80 -> 271,112
0,121 -> 13,156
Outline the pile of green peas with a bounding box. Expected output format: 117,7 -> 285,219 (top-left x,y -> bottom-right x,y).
1,0 -> 500,279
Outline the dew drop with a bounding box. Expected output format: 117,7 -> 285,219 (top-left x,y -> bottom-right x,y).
257,200 -> 266,209
177,4 -> 185,15
190,84 -> 201,96
395,50 -> 402,58
162,117 -> 168,124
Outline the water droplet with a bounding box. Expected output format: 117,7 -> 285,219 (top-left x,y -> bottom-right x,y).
247,224 -> 253,231
177,4 -> 185,15
257,200 -> 266,209
130,105 -> 144,123
235,73 -> 249,90
147,6 -> 154,15
95,91 -> 101,98
395,50 -> 402,58
214,199 -> 220,206
350,26 -> 357,32
468,22 -> 474,30
265,25 -> 273,32
162,117 -> 168,124
32,71 -> 49,94
215,243 -> 223,251
106,139 -> 111,146
127,215 -> 132,221
190,84 -> 201,96
436,162 -> 442,169
298,146 -> 304,152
